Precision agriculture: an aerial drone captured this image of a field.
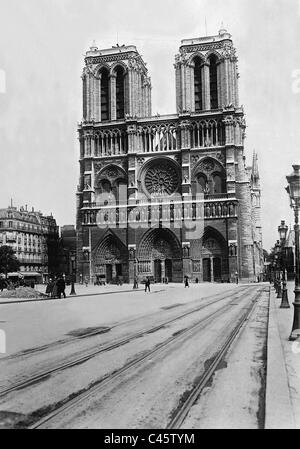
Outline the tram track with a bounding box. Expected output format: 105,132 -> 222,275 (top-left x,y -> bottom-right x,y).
0,286 -> 252,398
1,285 -> 247,363
167,287 -> 267,429
25,287 -> 263,429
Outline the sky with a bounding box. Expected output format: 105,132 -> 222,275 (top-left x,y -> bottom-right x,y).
0,0 -> 299,251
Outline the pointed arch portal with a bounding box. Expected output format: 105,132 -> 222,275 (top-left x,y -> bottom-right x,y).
137,228 -> 182,282
92,233 -> 128,283
200,227 -> 228,282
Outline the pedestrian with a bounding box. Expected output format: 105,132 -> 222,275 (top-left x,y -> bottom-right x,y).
84,276 -> 88,287
133,276 -> 138,289
45,279 -> 53,298
145,277 -> 151,292
195,277 -> 199,284
57,276 -> 66,299
184,276 -> 189,288
235,271 -> 239,284
51,277 -> 58,299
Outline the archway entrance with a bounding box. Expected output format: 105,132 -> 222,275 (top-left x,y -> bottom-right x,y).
92,232 -> 128,284
138,228 -> 182,282
201,228 -> 228,282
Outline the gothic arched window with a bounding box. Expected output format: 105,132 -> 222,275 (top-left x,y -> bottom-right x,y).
116,66 -> 125,119
100,68 -> 109,121
193,57 -> 203,112
209,55 -> 218,109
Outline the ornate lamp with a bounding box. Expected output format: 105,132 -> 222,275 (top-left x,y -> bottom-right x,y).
274,241 -> 282,297
70,255 -> 76,296
278,221 -> 290,308
286,164 -> 300,339
278,220 -> 288,243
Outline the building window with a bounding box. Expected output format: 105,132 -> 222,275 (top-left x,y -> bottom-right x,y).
9,221 -> 13,228
100,68 -> 109,121
193,57 -> 203,112
116,66 -> 125,119
209,54 -> 218,109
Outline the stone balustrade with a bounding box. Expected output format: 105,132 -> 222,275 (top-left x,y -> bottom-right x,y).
81,197 -> 238,226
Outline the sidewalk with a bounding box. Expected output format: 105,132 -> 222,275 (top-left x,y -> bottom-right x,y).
265,281 -> 300,429
0,281 -> 247,305
0,283 -> 144,305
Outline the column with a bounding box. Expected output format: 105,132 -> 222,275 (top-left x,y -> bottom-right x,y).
185,65 -> 191,111
83,135 -> 88,157
233,61 -> 239,107
82,75 -> 87,121
181,64 -> 186,111
95,74 -> 101,122
148,84 -> 152,116
224,59 -> 230,106
203,63 -> 210,110
137,71 -> 141,116
228,60 -> 233,105
182,243 -> 192,280
86,74 -> 91,121
190,64 -> 195,112
134,70 -> 138,116
217,62 -> 222,108
128,246 -> 136,284
127,70 -> 132,116
161,260 -> 165,282
90,135 -> 95,157
110,73 -> 116,121
175,65 -> 182,113
91,75 -> 95,121
210,257 -> 214,282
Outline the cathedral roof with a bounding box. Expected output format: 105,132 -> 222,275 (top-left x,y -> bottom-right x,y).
180,28 -> 232,47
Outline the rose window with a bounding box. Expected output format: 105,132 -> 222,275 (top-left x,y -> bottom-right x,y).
144,162 -> 179,195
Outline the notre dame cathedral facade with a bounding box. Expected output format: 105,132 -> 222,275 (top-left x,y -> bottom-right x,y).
76,27 -> 264,284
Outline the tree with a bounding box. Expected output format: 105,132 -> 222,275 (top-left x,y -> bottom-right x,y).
0,246 -> 20,279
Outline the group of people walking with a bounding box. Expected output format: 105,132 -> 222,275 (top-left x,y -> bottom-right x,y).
45,276 -> 66,299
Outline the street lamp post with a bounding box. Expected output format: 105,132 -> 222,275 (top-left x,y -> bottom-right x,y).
70,255 -> 76,296
286,164 -> 300,340
273,257 -> 277,293
274,241 -> 282,298
272,261 -> 276,287
133,257 -> 138,289
278,220 -> 290,308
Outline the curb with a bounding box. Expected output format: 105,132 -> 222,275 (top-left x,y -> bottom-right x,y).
265,287 -> 295,429
0,288 -> 143,305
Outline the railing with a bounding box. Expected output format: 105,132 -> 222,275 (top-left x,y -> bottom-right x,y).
81,198 -> 237,226
18,258 -> 44,264
82,193 -> 232,210
79,112 -> 227,158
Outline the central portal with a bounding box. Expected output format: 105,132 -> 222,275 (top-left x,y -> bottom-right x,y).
137,228 -> 182,282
